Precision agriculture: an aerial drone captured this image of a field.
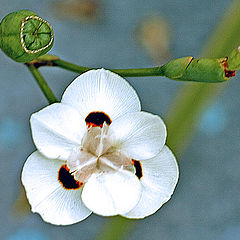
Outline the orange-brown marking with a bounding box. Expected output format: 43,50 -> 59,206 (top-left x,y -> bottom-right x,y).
85,111 -> 112,128
58,164 -> 83,190
221,57 -> 236,78
225,70 -> 235,78
132,160 -> 143,179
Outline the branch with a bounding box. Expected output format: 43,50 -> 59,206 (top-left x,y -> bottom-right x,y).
30,47 -> 240,83
25,63 -> 58,104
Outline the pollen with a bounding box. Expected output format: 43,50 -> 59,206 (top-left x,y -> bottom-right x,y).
85,111 -> 111,128
58,164 -> 83,190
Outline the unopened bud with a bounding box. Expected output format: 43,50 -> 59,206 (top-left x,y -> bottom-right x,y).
0,10 -> 54,62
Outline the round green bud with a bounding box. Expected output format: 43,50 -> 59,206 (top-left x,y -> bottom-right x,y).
0,10 -> 54,62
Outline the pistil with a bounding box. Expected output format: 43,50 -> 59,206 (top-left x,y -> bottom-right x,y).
67,123 -> 134,183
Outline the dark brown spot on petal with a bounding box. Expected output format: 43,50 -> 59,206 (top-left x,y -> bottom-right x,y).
85,111 -> 111,128
132,160 -> 143,179
58,164 -> 83,190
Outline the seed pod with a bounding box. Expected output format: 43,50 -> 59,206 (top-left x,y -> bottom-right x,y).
0,10 -> 54,62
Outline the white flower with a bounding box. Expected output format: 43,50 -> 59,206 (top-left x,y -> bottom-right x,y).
21,69 -> 179,225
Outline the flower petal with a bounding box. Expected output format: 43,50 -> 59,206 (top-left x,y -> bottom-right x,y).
61,69 -> 141,120
122,146 -> 179,219
109,111 -> 167,160
81,170 -> 142,216
30,103 -> 86,160
21,151 -> 91,225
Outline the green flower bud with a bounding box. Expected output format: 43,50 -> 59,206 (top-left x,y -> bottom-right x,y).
0,10 -> 54,62
178,58 -> 233,83
161,56 -> 236,83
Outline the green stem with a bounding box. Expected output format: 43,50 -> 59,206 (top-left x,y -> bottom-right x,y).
109,67 -> 165,77
53,56 -> 238,83
26,64 -> 58,104
52,59 -> 92,74
36,51 -> 240,83
53,59 -> 165,77
96,217 -> 137,240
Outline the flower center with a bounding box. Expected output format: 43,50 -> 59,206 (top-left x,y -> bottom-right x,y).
67,123 -> 133,182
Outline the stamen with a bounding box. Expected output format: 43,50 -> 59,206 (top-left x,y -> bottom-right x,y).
132,160 -> 143,179
58,164 -> 83,190
85,111 -> 111,128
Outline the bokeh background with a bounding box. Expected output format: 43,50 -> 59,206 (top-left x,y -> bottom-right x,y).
1,0 -> 240,239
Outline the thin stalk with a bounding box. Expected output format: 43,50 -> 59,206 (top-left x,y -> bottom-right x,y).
52,57 -> 236,83
26,64 -> 58,104
52,59 -> 91,74
35,51 -> 240,83
95,217 -> 136,240
53,59 -> 165,77
109,67 -> 165,77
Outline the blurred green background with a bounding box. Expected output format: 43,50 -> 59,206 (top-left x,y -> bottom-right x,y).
1,0 -> 240,240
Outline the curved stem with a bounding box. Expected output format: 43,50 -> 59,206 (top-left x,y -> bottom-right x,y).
52,59 -> 92,74
26,64 -> 58,104
53,59 -> 165,77
53,59 -> 164,77
35,52 -> 240,83
47,55 -> 239,83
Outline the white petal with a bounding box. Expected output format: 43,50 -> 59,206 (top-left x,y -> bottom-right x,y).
109,111 -> 166,160
61,69 -> 141,120
30,103 -> 86,160
21,151 -> 91,225
122,146 -> 179,219
81,170 -> 142,216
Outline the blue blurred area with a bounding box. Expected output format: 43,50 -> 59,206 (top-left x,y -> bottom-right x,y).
200,103 -> 227,135
0,117 -> 24,149
1,0 -> 240,240
4,228 -> 49,240
222,224 -> 240,240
